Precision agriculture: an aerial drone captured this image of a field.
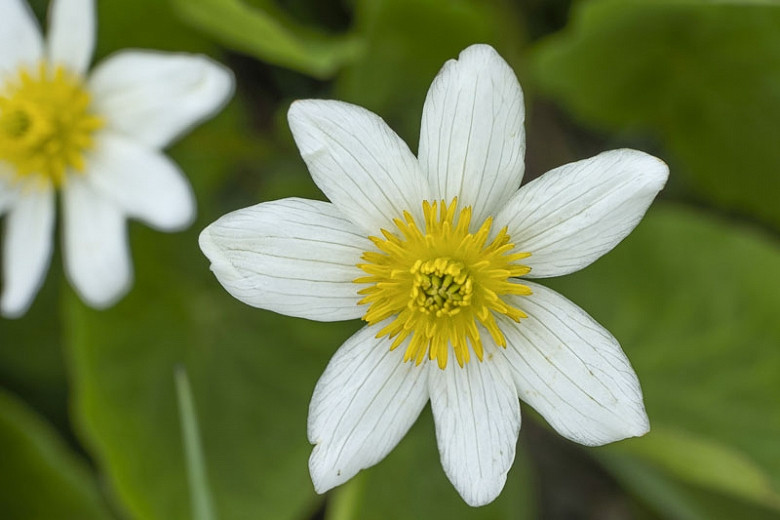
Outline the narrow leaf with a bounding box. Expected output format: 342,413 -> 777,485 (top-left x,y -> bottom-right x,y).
175,367 -> 217,520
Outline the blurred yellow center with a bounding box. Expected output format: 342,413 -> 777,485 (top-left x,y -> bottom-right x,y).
0,64 -> 103,187
356,198 -> 532,369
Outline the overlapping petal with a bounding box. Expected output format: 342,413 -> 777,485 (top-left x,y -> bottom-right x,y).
428,350 -> 521,506
0,182 -> 55,317
419,44 -> 525,225
499,282 -> 649,446
495,149 -> 668,278
88,50 -> 234,149
62,176 -> 132,308
288,100 -> 429,234
86,132 -> 194,231
47,0 -> 95,75
0,0 -> 42,77
200,198 -> 371,322
308,325 -> 429,492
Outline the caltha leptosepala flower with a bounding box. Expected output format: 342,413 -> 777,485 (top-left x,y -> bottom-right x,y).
0,0 -> 233,317
200,44 -> 667,506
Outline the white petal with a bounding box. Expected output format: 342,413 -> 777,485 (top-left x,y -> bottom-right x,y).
428,353 -> 521,507
496,149 -> 668,278
86,132 -> 194,231
1,182 -> 55,318
0,0 -> 42,77
88,51 -> 234,149
47,0 -> 95,75
499,282 -> 649,446
288,100 -> 428,234
418,44 -> 525,223
62,176 -> 132,308
200,198 -> 371,322
308,324 -> 429,493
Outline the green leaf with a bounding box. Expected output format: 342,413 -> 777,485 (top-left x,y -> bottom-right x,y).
599,451 -> 780,520
0,388 -> 115,519
607,427 -> 780,509
326,410 -> 537,520
169,0 -> 364,78
531,1 -> 780,228
543,204 -> 780,510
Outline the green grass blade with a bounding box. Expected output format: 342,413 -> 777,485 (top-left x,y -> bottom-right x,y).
175,366 -> 217,520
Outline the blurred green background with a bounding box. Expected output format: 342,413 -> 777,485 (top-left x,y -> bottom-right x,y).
1,0 -> 779,518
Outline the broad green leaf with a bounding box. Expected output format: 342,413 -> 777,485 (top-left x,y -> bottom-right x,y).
169,0 -> 363,78
336,0 -> 526,143
327,410 -> 537,520
531,1 -> 780,228
600,451 -> 780,520
608,427 -> 779,508
0,388 -> 115,519
543,204 -> 780,510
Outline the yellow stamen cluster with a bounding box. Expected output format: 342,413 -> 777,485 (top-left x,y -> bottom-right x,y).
356,198 -> 532,369
0,63 -> 103,187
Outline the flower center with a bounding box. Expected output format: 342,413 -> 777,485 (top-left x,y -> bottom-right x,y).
356,198 -> 532,369
411,258 -> 473,316
0,64 -> 103,187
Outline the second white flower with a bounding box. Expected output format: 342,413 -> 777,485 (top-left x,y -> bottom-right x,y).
0,0 -> 234,317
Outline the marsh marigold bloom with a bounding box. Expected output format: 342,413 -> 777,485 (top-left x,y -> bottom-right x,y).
0,0 -> 233,317
200,44 -> 667,506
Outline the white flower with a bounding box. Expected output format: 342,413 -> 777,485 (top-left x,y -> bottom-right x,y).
200,44 -> 667,506
0,0 -> 233,317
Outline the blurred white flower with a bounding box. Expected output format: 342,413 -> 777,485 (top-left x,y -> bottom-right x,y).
200,44 -> 667,506
0,0 -> 233,317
